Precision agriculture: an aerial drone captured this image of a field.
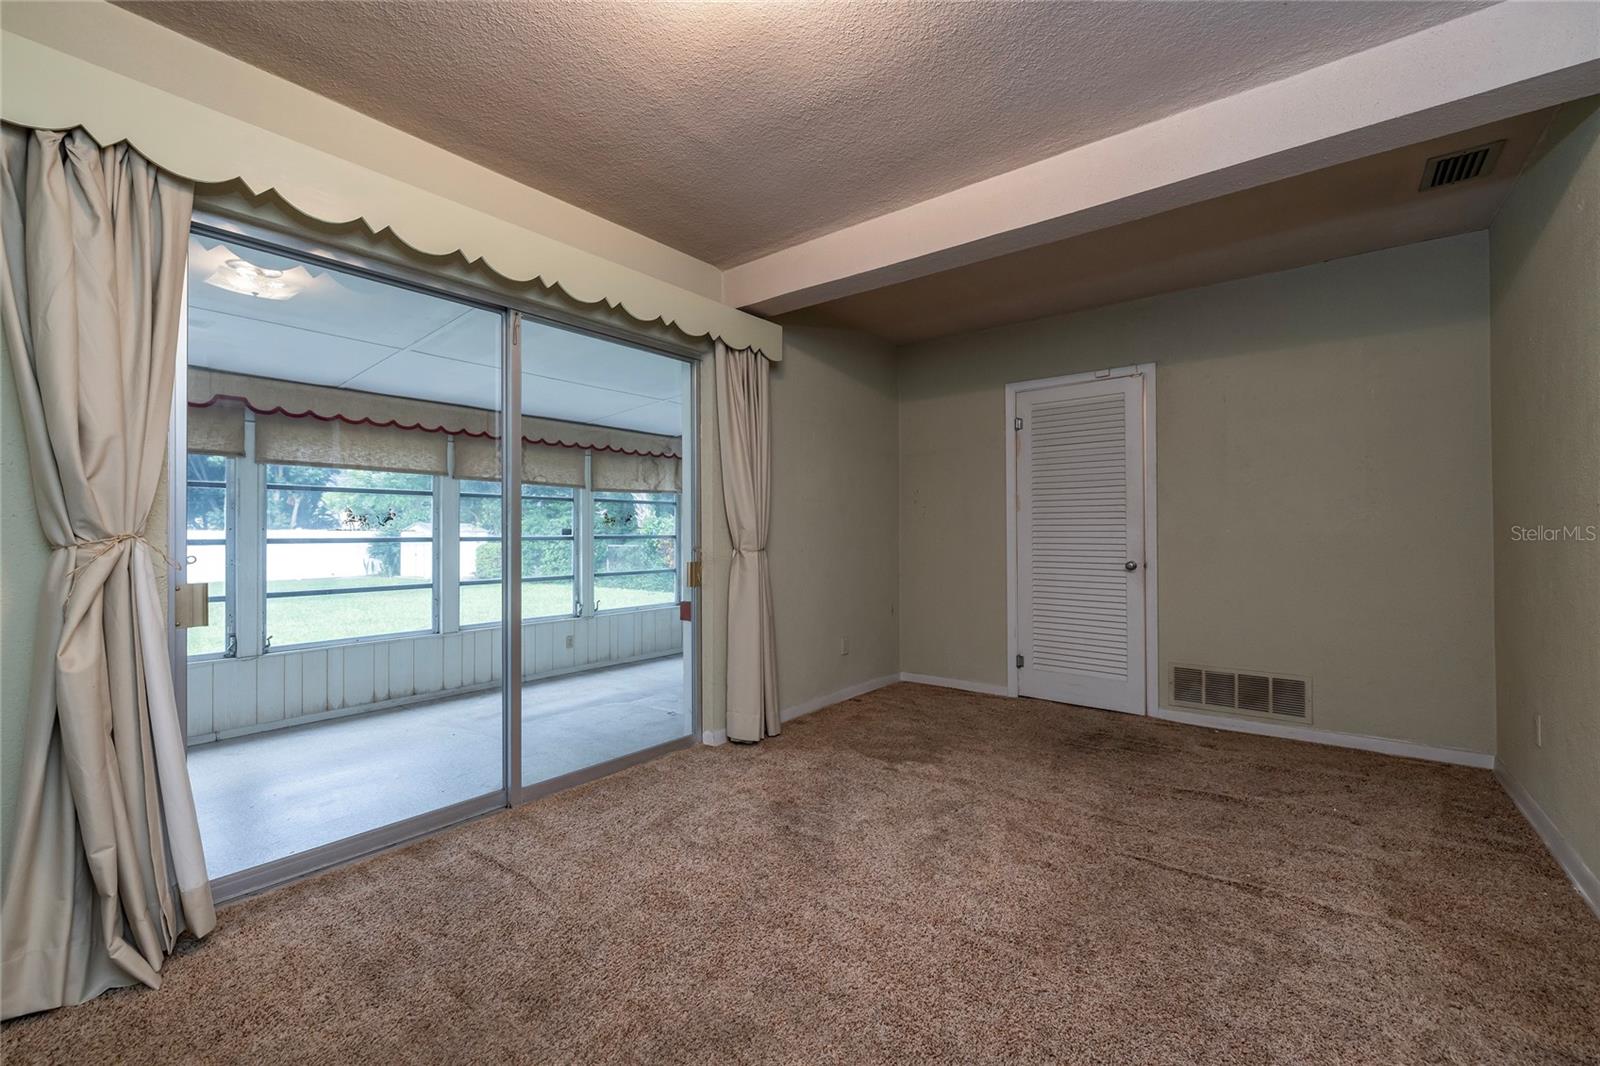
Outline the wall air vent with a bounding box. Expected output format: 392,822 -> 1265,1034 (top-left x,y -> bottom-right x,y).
1237,673 -> 1271,715
1419,141 -> 1504,190
1171,664 -> 1312,723
1173,666 -> 1204,705
1203,670 -> 1237,710
1271,677 -> 1308,719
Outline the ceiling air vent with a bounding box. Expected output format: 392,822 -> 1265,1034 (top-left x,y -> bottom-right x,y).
1420,141 -> 1505,191
1171,664 -> 1313,723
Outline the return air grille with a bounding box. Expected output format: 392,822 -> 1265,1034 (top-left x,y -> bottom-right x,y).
1173,666 -> 1204,705
1271,677 -> 1308,719
1420,141 -> 1504,190
1203,670 -> 1236,710
1237,673 -> 1271,715
1171,664 -> 1312,723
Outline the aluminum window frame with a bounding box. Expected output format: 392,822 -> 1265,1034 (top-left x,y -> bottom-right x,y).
591,490 -> 682,615
261,467 -> 443,652
457,481 -> 580,626
182,453 -> 237,661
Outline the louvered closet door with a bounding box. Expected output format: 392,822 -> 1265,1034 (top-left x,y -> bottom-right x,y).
1017,376 -> 1146,714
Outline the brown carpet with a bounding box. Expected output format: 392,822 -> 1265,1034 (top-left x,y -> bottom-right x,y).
5,683 -> 1598,1064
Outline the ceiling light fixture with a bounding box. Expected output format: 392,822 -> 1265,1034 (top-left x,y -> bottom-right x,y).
204,257 -> 297,300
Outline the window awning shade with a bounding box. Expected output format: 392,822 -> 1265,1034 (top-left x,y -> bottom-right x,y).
187,368 -> 681,492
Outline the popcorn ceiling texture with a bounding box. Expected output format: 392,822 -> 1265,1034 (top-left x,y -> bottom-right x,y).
4,683 -> 1596,1063
117,1 -> 1485,267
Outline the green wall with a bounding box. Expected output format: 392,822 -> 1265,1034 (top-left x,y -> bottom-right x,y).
1489,98 -> 1600,883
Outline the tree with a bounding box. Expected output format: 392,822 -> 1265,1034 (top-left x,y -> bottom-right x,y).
185,454 -> 229,531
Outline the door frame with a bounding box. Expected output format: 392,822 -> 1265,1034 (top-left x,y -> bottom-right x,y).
1005,364 -> 1158,712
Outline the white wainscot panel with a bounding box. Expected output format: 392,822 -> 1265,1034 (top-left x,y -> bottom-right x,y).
187,605 -> 682,742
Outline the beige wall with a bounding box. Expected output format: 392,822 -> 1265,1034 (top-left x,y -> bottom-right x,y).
1489,99 -> 1600,878
898,234 -> 1497,754
768,321 -> 901,715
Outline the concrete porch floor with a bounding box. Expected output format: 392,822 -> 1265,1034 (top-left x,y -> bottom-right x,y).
188,655 -> 686,878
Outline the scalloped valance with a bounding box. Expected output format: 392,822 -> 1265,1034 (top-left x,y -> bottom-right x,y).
0,26 -> 782,362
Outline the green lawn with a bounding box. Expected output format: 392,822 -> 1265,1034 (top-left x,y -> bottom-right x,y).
188,574 -> 676,656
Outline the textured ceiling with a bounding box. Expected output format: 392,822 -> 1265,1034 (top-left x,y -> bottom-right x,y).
118,1 -> 1489,268
805,107 -> 1556,344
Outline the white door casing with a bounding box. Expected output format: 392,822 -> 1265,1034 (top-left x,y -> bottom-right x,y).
1016,375 -> 1146,714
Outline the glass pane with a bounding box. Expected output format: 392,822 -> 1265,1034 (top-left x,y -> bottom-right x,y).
268,477 -> 434,538
267,465 -> 432,492
266,586 -> 434,647
188,539 -> 227,586
593,493 -> 676,537
266,467 -> 435,647
187,452 -> 229,484
460,494 -> 501,533
460,474 -> 503,626
523,498 -> 575,537
594,570 -> 678,610
183,231 -> 504,882
594,538 -> 675,574
265,545 -> 433,597
459,580 -> 502,628
518,319 -> 690,789
187,609 -> 228,657
592,491 -> 677,610
522,577 -> 575,619
185,453 -> 230,660
187,486 -> 227,532
523,541 -> 574,580
462,538 -> 501,582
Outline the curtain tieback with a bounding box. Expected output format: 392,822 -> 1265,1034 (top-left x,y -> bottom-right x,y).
66,532 -> 179,577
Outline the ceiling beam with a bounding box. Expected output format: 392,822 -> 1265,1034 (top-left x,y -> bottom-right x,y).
723,1 -> 1600,316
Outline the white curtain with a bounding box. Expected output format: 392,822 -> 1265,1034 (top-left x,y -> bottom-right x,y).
714,340 -> 779,742
1,125 -> 215,1019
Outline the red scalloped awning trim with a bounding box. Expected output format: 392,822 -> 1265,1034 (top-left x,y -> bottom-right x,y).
190,394 -> 681,459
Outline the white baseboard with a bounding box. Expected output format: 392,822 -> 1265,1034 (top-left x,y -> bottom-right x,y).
884,680 -> 1495,770
1150,705 -> 1495,769
1496,761 -> 1600,919
702,674 -> 899,746
781,673 -> 900,723
899,672 -> 1009,697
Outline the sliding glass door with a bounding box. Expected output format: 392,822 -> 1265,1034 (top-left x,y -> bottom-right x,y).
172,217 -> 699,895
515,320 -> 695,794
176,225 -> 511,889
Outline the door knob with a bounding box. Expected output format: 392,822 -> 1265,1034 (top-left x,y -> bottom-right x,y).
1124,561 -> 1139,571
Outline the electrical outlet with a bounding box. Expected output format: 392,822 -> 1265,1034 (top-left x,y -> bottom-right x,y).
565,634 -> 574,650
1536,714 -> 1543,748
840,636 -> 850,656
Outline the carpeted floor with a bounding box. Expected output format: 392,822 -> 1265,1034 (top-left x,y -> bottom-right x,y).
5,683 -> 1598,1064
